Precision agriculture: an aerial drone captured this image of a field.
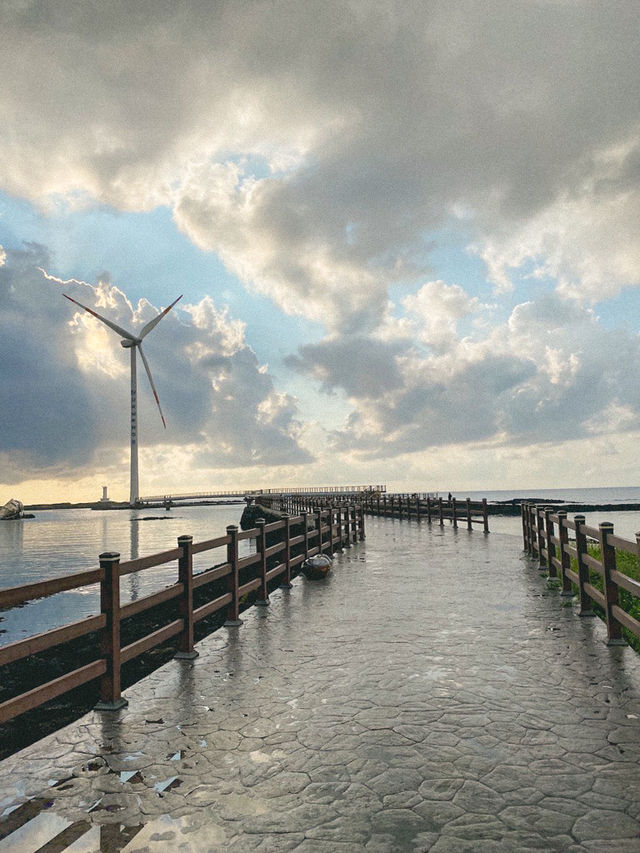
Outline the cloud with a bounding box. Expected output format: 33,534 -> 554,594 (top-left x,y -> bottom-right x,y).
285,336 -> 406,399
287,290 -> 640,458
1,1 -> 638,330
0,244 -> 312,488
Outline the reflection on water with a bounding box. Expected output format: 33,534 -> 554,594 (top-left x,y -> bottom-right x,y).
0,505 -> 245,646
0,794 -> 143,852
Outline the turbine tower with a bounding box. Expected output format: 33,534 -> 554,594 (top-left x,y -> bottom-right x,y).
64,293 -> 182,506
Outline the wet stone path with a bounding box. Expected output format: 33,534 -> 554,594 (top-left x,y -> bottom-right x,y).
1,516 -> 640,851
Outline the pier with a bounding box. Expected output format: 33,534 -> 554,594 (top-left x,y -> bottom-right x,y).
137,485 -> 387,505
2,507 -> 640,849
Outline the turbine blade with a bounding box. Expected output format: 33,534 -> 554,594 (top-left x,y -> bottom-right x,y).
63,294 -> 137,341
138,343 -> 167,429
139,294 -> 183,340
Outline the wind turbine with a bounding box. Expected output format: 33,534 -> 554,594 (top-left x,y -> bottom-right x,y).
64,293 -> 182,506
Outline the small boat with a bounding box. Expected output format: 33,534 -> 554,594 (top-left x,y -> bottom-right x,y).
301,554 -> 333,579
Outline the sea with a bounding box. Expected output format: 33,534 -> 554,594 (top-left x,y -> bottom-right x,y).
1,487 -> 639,646
453,486 -> 640,539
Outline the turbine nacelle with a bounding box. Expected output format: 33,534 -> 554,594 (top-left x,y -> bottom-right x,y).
120,339 -> 138,348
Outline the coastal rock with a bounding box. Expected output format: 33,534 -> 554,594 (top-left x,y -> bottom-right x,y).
0,498 -> 24,520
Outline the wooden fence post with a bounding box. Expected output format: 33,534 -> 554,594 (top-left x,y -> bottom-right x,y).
175,535 -> 198,659
359,505 -> 366,540
537,506 -> 546,567
438,497 -> 444,526
530,504 -> 539,557
521,503 -> 528,551
600,522 -> 626,646
224,525 -> 243,626
466,498 -> 472,531
316,509 -> 323,554
342,503 -> 350,547
574,515 -> 594,617
426,496 -> 432,523
416,495 -> 421,523
556,511 -> 573,595
301,511 -> 309,560
256,519 -> 270,606
545,509 -> 557,578
482,498 -> 489,534
335,505 -> 343,551
95,552 -> 127,710
452,497 -> 458,529
280,515 -> 293,588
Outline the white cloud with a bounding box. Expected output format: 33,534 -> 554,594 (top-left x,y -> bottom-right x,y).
477,139 -> 640,300
285,291 -> 640,459
400,281 -> 480,353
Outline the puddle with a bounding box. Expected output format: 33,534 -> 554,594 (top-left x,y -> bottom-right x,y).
166,750 -> 186,761
119,771 -> 144,784
119,815 -> 225,850
88,799 -> 125,814
0,805 -> 76,851
153,777 -> 182,794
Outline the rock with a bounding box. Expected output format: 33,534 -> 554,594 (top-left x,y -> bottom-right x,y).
0,498 -> 24,520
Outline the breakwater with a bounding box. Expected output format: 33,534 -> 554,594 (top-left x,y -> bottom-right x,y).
489,499 -> 640,516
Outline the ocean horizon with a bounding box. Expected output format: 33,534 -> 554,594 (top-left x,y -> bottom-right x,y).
455,486 -> 640,505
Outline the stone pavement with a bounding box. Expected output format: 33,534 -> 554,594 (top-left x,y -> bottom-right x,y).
1,516 -> 640,852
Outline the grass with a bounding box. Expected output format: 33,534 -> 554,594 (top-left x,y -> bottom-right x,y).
568,543 -> 640,653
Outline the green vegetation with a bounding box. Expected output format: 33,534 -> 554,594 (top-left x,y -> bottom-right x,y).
568,544 -> 640,653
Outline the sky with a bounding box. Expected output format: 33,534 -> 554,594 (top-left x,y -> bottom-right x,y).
1,0 -> 640,504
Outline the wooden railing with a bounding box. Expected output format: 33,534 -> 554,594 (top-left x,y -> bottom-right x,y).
522,502 -> 640,646
260,492 -> 488,532
256,485 -> 386,496
361,493 -> 489,531
0,507 -> 364,725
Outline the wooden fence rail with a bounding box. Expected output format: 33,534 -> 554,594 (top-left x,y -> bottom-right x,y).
522,502 -> 640,646
259,492 -> 488,532
0,507 -> 364,725
359,493 -> 488,531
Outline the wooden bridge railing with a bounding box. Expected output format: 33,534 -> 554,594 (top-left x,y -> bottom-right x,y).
259,492 -> 488,532
0,507 -> 364,726
522,502 -> 640,646
359,493 -> 489,531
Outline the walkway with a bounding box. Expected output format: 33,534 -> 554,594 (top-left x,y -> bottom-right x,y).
1,517 -> 640,851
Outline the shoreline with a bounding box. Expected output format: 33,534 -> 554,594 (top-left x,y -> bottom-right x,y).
13,498 -> 640,517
